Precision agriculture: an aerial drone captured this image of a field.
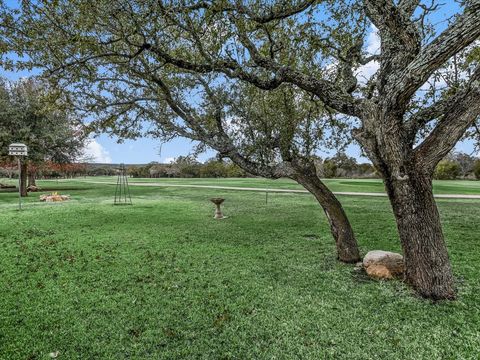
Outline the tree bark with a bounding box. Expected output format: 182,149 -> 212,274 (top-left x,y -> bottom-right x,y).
385,173 -> 456,300
27,169 -> 36,187
293,165 -> 361,263
20,161 -> 28,197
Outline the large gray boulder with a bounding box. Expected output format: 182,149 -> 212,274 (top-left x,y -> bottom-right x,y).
363,250 -> 405,279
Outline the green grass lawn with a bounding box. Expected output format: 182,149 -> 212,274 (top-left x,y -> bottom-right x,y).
35,176 -> 480,195
0,180 -> 479,359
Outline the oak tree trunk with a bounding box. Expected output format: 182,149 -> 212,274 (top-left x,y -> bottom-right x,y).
28,170 -> 36,187
20,161 -> 28,197
386,173 -> 456,300
294,168 -> 361,263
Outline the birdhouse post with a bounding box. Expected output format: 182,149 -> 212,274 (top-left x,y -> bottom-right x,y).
8,143 -> 28,210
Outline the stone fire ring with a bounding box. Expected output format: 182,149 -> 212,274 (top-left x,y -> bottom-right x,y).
40,194 -> 71,202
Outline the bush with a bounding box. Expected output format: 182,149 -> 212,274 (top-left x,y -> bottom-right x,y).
200,160 -> 228,178
225,163 -> 247,177
322,160 -> 337,178
434,160 -> 461,180
474,160 -> 480,180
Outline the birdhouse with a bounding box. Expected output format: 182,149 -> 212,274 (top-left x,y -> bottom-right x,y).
8,143 -> 28,156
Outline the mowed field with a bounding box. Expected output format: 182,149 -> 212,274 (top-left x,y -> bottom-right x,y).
61,176 -> 480,195
0,178 -> 479,359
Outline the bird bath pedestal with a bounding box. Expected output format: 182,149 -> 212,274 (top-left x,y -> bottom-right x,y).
210,198 -> 226,219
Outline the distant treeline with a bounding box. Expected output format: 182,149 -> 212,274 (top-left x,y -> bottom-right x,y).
127,155 -> 380,179
0,162 -> 89,180
1,152 -> 479,180
128,157 -> 247,178
320,151 -> 480,180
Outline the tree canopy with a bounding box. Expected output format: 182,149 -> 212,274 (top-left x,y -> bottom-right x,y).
0,78 -> 86,163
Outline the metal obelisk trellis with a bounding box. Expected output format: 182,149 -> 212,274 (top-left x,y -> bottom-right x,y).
114,164 -> 132,205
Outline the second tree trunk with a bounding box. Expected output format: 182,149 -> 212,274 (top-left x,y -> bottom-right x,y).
386,175 -> 456,300
294,169 -> 361,263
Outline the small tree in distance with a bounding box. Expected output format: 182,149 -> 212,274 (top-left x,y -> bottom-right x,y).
446,152 -> 476,178
434,160 -> 461,180
474,160 -> 480,180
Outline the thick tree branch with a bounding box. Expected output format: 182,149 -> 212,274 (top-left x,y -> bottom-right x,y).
414,66 -> 480,172
148,37 -> 363,117
147,43 -> 286,91
163,0 -> 315,24
234,0 -> 315,24
364,0 -> 420,52
398,0 -> 420,17
405,85 -> 474,141
233,22 -> 363,117
392,3 -> 480,107
364,0 -> 419,39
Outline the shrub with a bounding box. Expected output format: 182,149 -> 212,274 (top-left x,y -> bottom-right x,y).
474,160 -> 480,180
434,160 -> 461,180
321,160 -> 337,178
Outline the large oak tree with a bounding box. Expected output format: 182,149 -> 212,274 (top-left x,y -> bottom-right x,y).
1,0 -> 479,299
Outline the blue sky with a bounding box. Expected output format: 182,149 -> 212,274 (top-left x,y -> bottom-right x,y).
1,63 -> 217,164
1,0 -> 476,164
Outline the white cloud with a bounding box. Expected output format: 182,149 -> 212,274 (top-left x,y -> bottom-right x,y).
83,139 -> 112,163
366,25 -> 380,55
356,61 -> 380,83
163,157 -> 175,164
356,25 -> 380,84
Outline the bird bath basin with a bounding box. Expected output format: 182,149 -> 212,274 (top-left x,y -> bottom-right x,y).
210,198 -> 226,219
